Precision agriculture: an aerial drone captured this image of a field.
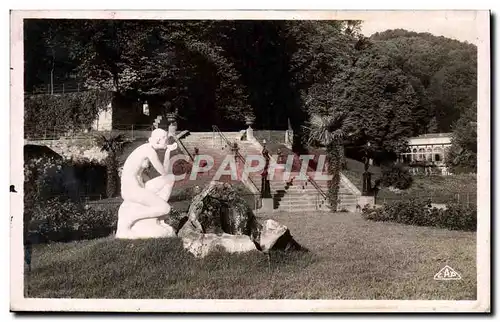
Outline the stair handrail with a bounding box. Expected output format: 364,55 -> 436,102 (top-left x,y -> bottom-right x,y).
173,135 -> 195,162
306,174 -> 328,200
212,125 -> 261,194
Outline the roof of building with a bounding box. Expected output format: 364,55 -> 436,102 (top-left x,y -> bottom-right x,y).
411,132 -> 453,139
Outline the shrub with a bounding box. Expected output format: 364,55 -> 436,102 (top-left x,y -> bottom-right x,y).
27,198 -> 117,243
24,152 -> 107,203
361,199 -> 476,231
439,203 -> 477,231
171,159 -> 193,176
381,163 -> 413,190
169,186 -> 197,202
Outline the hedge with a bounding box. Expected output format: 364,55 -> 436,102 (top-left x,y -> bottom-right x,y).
361,199 -> 476,231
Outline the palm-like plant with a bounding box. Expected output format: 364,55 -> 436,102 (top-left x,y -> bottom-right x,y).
304,111 -> 354,211
95,133 -> 129,198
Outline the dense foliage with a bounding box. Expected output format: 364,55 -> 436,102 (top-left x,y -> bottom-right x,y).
361,199 -> 476,231
95,134 -> 130,198
24,20 -> 477,164
380,163 -> 413,190
370,29 -> 477,133
24,146 -> 112,243
28,198 -> 117,243
24,91 -> 112,137
445,103 -> 477,174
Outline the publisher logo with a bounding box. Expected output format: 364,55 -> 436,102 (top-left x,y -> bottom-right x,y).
434,265 -> 462,280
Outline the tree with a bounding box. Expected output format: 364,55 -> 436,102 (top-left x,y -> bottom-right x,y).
445,103 -> 477,174
95,134 -> 129,198
370,29 -> 477,133
71,20 -> 251,125
304,111 -> 355,211
305,40 -> 418,164
427,117 -> 439,134
24,19 -> 81,93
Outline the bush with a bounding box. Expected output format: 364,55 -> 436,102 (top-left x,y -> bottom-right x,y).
381,163 -> 413,190
172,159 -> 193,176
24,152 -> 107,203
361,199 -> 476,231
169,186 -> 197,202
27,198 -> 117,243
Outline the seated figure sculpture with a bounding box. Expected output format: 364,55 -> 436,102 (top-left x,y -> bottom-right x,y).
115,129 -> 179,239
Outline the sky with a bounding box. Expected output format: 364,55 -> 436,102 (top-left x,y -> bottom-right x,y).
358,11 -> 479,45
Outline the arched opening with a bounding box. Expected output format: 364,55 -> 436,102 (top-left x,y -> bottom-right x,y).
418,148 -> 425,161
434,147 -> 443,162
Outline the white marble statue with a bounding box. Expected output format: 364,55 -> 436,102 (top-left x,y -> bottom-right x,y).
115,129 -> 179,239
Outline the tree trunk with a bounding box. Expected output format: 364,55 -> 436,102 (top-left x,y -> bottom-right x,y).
106,154 -> 118,198
326,142 -> 341,212
339,144 -> 346,170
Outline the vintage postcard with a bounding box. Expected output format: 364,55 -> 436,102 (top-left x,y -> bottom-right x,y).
9,9 -> 490,313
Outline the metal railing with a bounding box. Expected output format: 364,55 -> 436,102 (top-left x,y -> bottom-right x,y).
24,124 -> 156,141
306,175 -> 328,200
212,125 -> 261,194
26,82 -> 87,95
173,135 -> 194,162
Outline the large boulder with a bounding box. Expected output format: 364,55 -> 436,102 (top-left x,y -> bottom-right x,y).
177,181 -> 305,257
186,181 -> 261,236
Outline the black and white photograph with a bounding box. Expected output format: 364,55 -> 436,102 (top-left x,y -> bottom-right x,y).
9,9 -> 490,313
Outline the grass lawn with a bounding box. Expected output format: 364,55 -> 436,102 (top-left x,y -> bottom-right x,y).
341,158 -> 477,205
25,212 -> 476,300
375,174 -> 477,205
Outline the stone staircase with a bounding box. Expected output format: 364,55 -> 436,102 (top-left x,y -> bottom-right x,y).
177,132 -> 252,187
270,175 -> 359,212
177,130 -> 361,212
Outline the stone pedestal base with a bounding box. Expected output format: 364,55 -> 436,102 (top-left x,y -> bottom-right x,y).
168,124 -> 177,137
115,202 -> 176,239
260,198 -> 274,212
246,127 -> 254,141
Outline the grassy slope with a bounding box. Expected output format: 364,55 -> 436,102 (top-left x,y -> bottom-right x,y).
375,173 -> 477,204
342,158 -> 477,204
26,212 -> 476,300
342,158 -> 382,191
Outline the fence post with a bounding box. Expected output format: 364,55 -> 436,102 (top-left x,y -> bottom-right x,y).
131,124 -> 134,140
62,83 -> 65,94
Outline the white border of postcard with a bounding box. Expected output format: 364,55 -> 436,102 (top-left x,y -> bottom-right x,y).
9,9 -> 491,313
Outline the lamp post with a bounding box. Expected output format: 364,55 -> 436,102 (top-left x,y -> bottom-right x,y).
362,142 -> 372,196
